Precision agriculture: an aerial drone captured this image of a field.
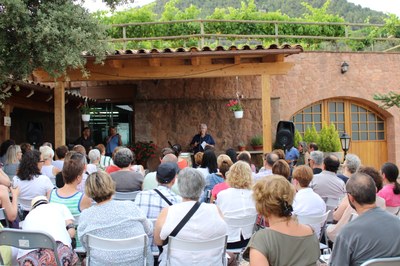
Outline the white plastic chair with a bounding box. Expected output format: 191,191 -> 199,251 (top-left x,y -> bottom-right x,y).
166,235 -> 228,266
223,214 -> 257,253
85,233 -> 148,266
113,191 -> 140,201
0,208 -> 9,228
360,256 -> 400,266
385,206 -> 400,216
0,228 -> 61,266
297,210 -> 331,252
323,197 -> 341,223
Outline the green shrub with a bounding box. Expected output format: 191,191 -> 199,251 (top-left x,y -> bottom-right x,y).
318,123 -> 341,152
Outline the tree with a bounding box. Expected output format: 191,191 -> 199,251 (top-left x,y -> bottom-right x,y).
303,123 -> 319,144
318,123 -> 341,152
374,91 -> 400,109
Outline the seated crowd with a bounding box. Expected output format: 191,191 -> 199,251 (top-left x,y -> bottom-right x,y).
0,138 -> 400,266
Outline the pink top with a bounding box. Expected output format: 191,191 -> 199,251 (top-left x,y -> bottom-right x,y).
377,184 -> 400,207
211,182 -> 230,199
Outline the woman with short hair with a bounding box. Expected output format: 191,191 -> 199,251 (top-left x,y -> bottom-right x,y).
243,175 -> 319,266
154,168 -> 227,266
40,145 -> 61,185
78,171 -> 153,265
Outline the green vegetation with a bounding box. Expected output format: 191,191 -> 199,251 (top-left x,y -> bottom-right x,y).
317,123 -> 341,152
374,91 -> 400,109
294,130 -> 303,148
96,0 -> 400,51
250,135 -> 263,146
304,124 -> 320,144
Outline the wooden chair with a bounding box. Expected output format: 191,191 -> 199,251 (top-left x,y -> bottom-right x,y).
113,191 -> 140,201
0,228 -> 61,266
360,256 -> 400,266
85,233 -> 148,266
166,235 -> 228,266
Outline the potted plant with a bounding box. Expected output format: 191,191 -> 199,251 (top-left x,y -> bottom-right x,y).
238,141 -> 246,151
79,100 -> 93,122
128,141 -> 157,167
250,135 -> 263,151
304,123 -> 320,144
226,99 -> 243,119
318,123 -> 343,161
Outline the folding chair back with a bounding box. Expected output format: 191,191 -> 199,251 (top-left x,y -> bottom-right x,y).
0,208 -> 9,228
113,191 -> 140,201
297,210 -> 331,245
386,206 -> 400,216
360,256 -> 400,266
323,197 -> 341,222
0,228 -> 61,266
166,235 -> 227,266
223,213 -> 257,248
85,233 -> 148,266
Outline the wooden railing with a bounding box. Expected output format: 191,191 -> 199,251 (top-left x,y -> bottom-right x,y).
105,19 -> 400,52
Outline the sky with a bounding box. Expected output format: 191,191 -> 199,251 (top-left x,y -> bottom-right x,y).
83,0 -> 400,17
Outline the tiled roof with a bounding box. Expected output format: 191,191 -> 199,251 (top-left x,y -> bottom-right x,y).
83,44 -> 303,57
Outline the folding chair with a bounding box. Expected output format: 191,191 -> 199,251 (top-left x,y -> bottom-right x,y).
85,233 -> 148,266
322,197 -> 341,223
297,210 -> 331,252
360,256 -> 400,266
112,191 -> 140,201
0,228 -> 61,266
223,214 -> 257,253
385,206 -> 400,216
166,235 -> 228,266
0,208 -> 10,228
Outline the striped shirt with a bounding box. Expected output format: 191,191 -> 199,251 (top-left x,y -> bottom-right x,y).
49,189 -> 83,216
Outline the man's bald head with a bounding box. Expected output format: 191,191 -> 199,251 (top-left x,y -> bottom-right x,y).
162,153 -> 178,163
347,172 -> 376,205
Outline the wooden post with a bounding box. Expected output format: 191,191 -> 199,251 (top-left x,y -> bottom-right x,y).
261,75 -> 272,153
0,104 -> 11,142
54,81 -> 66,148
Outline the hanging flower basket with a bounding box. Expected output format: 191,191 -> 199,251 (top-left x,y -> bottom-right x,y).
227,99 -> 244,119
234,110 -> 244,119
81,114 -> 90,122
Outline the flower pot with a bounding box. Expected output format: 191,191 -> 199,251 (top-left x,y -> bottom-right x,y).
252,145 -> 263,151
82,114 -> 90,122
234,110 -> 243,119
238,146 -> 246,151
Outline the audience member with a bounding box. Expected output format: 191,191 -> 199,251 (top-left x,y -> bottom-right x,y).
197,149 -> 218,178
96,144 -> 113,168
310,154 -> 346,200
216,161 -> 256,249
135,162 -> 182,254
0,139 -> 15,166
78,171 -> 153,265
3,145 -> 22,179
18,196 -> 78,266
193,152 -> 204,168
225,148 -> 237,163
330,173 -> 400,265
308,142 -> 318,152
237,151 -> 257,173
243,175 -> 319,265
19,142 -> 32,156
202,154 -> 233,202
377,162 -> 400,208
271,149 -> 285,160
40,145 -> 61,185
142,154 -> 180,195
327,166 -> 386,242
254,153 -> 278,181
309,151 -> 323,174
87,148 -> 102,173
172,144 -> 188,170
285,145 -> 299,167
13,150 -> 54,219
53,145 -> 68,170
154,168 -> 227,266
292,165 -> 326,237
337,154 -> 361,184
272,159 -> 291,181
110,148 -> 144,192
105,146 -> 123,174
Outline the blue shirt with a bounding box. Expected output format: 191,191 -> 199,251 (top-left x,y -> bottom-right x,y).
190,134 -> 215,153
106,134 -> 120,155
285,146 -> 299,161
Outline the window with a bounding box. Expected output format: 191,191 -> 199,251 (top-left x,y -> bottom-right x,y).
291,100 -> 385,141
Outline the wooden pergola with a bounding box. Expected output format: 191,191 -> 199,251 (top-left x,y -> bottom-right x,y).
31,44 -> 303,151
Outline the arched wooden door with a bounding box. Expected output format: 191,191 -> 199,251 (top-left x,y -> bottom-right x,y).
291,99 -> 387,169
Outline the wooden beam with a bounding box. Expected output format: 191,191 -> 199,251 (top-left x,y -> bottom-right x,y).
234,56 -> 241,64
107,60 -> 123,68
261,74 -> 272,153
33,62 -> 294,82
54,81 -> 66,147
149,58 -> 161,67
191,57 -> 200,66
0,104 -> 11,142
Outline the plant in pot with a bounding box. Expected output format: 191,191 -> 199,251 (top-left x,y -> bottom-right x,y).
318,122 -> 343,161
79,101 -> 94,122
238,141 -> 246,151
226,99 -> 244,119
250,135 -> 263,151
304,123 -> 320,145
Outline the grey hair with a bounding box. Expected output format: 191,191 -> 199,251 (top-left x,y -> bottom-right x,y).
113,148 -> 133,168
88,149 -> 101,163
162,153 -> 178,163
39,145 -> 54,160
310,151 -> 324,165
178,168 -> 205,200
344,154 -> 361,174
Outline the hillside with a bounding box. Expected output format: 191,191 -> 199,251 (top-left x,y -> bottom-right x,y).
152,0 -> 386,23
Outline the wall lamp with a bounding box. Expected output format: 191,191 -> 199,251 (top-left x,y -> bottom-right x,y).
341,61 -> 349,74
